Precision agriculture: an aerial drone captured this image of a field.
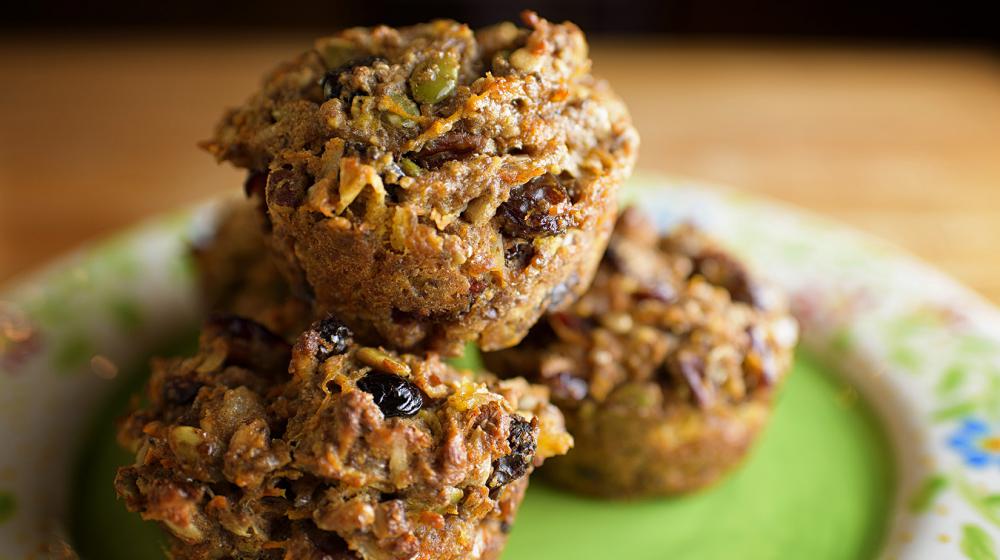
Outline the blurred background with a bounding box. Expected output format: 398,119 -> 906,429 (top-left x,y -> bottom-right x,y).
1,1 -> 998,297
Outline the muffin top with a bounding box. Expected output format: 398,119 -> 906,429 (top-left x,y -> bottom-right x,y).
115,315 -> 571,559
203,10 -> 636,248
485,208 -> 799,413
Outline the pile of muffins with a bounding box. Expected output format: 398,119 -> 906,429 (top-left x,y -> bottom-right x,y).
114,12 -> 797,559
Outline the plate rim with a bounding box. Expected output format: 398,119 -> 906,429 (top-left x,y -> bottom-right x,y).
2,176 -> 999,559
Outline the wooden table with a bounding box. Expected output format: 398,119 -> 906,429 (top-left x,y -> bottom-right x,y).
2,37 -> 999,301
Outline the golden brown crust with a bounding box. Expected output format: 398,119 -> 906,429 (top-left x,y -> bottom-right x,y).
483,209 -> 798,497
115,315 -> 570,559
203,12 -> 638,355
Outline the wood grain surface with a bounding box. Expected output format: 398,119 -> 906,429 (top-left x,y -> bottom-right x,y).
1,36 -> 998,301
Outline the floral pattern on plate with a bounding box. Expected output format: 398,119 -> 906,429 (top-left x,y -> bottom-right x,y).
2,177 -> 1000,559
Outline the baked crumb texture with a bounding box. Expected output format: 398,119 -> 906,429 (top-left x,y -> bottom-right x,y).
115,315 -> 571,560
191,199 -> 312,339
203,11 -> 638,356
484,208 -> 798,497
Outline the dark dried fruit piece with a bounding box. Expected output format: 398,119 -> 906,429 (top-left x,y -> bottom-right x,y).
692,250 -> 758,307
313,316 -> 353,360
487,416 -> 536,496
205,314 -> 291,373
498,174 -> 577,238
356,372 -> 424,418
410,131 -> 486,169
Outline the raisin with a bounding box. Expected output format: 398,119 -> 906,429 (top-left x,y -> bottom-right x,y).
487,416 -> 536,497
497,174 -> 577,238
410,131 -> 486,169
321,56 -> 385,101
504,242 -> 535,270
356,372 -> 424,418
312,316 -> 353,360
205,314 -> 291,374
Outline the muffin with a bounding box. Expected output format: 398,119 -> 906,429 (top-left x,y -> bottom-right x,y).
203,11 -> 638,355
115,315 -> 572,559
483,209 -> 798,497
191,198 -> 311,337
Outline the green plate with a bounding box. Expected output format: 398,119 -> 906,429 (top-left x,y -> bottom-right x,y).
70,344 -> 893,560
7,175 -> 1000,559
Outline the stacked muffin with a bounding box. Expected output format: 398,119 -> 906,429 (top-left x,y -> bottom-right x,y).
115,10 -> 796,560
484,209 -> 798,497
116,12 -> 627,560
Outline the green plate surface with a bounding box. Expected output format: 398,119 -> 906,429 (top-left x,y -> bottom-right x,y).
71,346 -> 894,559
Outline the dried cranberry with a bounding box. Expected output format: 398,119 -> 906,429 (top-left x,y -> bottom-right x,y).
498,174 -> 577,238
356,372 -> 424,418
487,416 -> 536,497
312,316 -> 353,360
205,314 -> 291,373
